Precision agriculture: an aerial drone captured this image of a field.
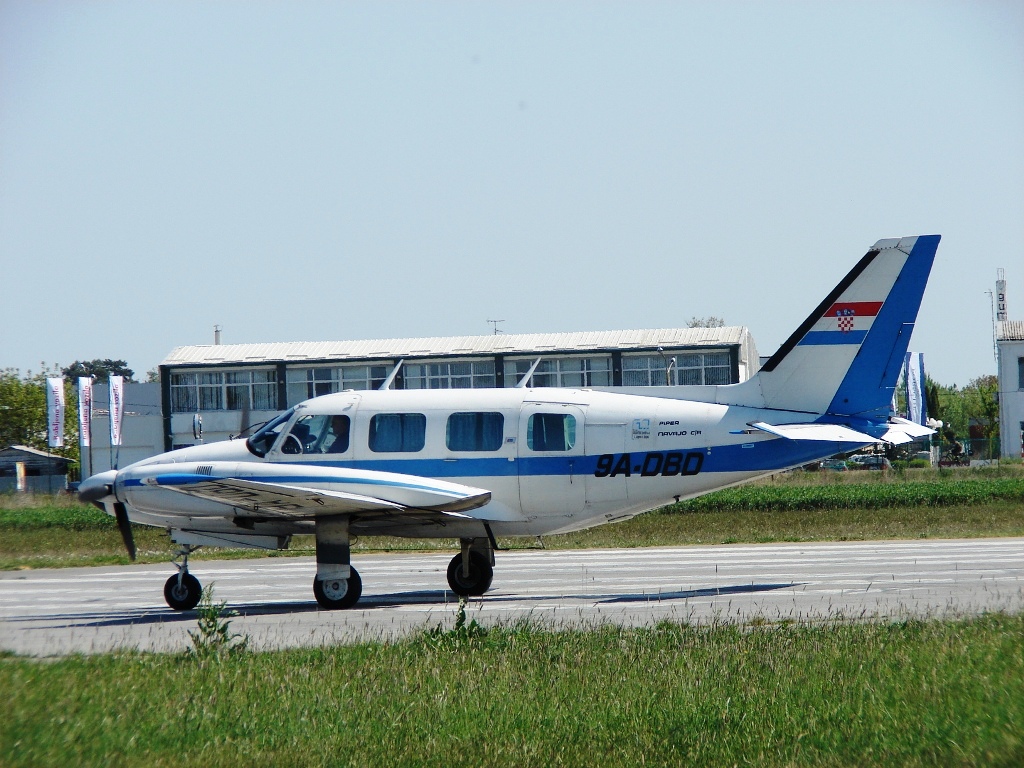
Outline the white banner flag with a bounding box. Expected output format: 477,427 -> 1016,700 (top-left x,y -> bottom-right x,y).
77,377 -> 93,447
109,375 -> 125,446
904,352 -> 927,426
46,377 -> 65,448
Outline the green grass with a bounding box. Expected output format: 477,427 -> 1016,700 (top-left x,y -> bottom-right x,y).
2,469 -> 1023,569
2,613 -> 1022,767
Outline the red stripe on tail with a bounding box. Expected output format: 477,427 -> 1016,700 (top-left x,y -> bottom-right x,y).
824,301 -> 883,318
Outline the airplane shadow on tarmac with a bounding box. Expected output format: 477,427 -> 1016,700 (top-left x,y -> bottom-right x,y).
13,582 -> 800,630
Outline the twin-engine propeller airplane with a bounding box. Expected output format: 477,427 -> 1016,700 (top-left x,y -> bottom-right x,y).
79,235 -> 940,611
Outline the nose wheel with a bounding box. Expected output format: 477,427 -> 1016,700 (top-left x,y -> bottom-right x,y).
164,572 -> 202,610
164,544 -> 202,611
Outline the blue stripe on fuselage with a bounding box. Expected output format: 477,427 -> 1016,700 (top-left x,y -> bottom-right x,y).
125,439 -> 874,489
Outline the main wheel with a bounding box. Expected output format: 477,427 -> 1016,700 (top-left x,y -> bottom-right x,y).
164,572 -> 202,611
446,551 -> 494,597
313,567 -> 362,610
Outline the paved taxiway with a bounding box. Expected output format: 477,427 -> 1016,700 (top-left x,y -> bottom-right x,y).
2,538 -> 1022,656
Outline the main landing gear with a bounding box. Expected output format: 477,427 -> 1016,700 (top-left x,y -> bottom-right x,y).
446,537 -> 495,597
164,544 -> 202,611
313,516 -> 362,610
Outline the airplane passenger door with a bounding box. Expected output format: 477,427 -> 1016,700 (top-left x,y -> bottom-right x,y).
517,403 -> 586,520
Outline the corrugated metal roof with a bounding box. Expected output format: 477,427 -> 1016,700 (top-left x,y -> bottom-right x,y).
161,327 -> 751,367
997,320 -> 1024,341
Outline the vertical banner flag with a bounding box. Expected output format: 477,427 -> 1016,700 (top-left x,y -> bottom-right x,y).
77,377 -> 93,447
46,377 -> 65,448
904,352 -> 927,426
109,375 -> 125,446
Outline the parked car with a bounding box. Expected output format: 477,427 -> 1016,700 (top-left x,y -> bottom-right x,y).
850,455 -> 891,470
820,459 -> 848,471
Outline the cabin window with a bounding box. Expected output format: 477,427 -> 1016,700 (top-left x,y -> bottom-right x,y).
446,412 -> 504,451
369,413 -> 426,452
527,413 -> 576,451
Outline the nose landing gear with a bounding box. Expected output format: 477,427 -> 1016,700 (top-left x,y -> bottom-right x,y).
164,544 -> 202,611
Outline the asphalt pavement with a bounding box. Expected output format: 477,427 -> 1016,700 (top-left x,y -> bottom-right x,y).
2,537 -> 1022,656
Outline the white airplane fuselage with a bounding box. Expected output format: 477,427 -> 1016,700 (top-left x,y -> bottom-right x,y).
78,234 -> 941,609
108,386 -> 847,540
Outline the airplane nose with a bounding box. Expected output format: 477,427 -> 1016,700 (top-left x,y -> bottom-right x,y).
78,470 -> 118,504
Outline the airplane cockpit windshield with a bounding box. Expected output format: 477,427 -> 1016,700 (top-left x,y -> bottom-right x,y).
279,414 -> 351,455
245,409 -> 295,458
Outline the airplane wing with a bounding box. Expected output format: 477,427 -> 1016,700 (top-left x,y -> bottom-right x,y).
143,473 -> 492,519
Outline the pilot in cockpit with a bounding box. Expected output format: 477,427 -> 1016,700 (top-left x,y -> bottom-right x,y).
326,415 -> 350,454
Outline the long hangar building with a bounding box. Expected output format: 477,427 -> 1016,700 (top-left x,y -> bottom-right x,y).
156,327 -> 760,451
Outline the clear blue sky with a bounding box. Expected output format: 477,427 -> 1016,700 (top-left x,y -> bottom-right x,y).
2,1 -> 1021,387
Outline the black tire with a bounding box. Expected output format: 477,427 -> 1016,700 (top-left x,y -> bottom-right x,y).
446,551 -> 494,597
313,567 -> 362,610
164,572 -> 202,611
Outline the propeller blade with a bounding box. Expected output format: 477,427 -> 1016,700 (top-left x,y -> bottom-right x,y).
112,502 -> 137,561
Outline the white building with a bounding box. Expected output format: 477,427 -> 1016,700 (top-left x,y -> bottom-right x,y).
157,327 -> 759,451
997,320 -> 1024,459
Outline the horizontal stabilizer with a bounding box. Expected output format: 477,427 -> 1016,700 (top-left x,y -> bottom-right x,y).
880,417 -> 935,445
748,421 -> 878,443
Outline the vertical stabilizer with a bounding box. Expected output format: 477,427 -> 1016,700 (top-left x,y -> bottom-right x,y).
751,235 -> 939,418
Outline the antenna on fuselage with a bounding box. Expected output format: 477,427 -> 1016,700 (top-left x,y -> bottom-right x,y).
379,359 -> 404,390
515,357 -> 543,388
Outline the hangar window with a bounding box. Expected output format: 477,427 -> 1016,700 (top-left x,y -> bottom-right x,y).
622,356 -> 672,387
170,373 -> 199,412
286,365 -> 389,405
527,413 -> 576,451
504,357 -> 611,387
369,413 -> 426,452
225,370 -> 277,410
171,369 -> 276,412
1018,357 -> 1024,390
446,412 -> 504,451
404,360 -> 496,389
622,351 -> 732,386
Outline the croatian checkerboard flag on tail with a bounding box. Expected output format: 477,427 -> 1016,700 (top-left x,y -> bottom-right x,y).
801,301 -> 884,345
